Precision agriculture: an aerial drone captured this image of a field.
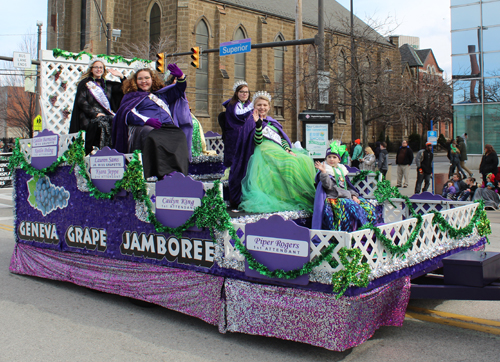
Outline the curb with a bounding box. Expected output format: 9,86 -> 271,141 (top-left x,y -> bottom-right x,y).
406,306 -> 500,335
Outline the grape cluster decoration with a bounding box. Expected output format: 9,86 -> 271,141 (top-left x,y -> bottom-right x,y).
34,176 -> 70,216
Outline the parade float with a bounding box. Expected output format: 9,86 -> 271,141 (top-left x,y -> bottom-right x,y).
7,50 -> 492,351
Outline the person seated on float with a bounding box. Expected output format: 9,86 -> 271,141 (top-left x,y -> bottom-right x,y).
312,142 -> 377,232
111,63 -> 192,179
473,173 -> 500,210
228,91 -> 316,213
222,81 -> 253,168
164,74 -> 216,158
69,58 -> 125,154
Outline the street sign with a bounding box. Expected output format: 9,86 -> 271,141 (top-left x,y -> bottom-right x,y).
13,52 -> 31,69
220,38 -> 251,56
33,115 -> 42,131
318,71 -> 330,105
427,130 -> 438,145
24,65 -> 36,93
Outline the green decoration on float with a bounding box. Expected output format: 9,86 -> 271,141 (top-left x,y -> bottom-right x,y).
52,49 -> 152,66
331,247 -> 370,298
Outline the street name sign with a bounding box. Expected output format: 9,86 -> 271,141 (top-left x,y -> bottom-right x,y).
220,38 -> 251,56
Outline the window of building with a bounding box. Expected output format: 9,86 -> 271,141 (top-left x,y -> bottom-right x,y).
195,20 -> 209,114
234,27 -> 246,82
274,34 -> 285,118
149,3 -> 161,58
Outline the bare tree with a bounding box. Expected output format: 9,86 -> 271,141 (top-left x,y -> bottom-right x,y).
0,33 -> 38,139
120,36 -> 179,62
325,13 -> 405,146
403,74 -> 453,147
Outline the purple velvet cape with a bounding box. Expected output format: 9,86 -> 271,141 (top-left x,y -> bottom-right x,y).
222,99 -> 253,167
228,115 -> 292,206
112,84 -> 193,160
311,171 -> 360,230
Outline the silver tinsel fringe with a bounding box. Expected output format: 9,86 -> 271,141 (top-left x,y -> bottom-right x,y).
190,154 -> 223,164
230,210 -> 311,225
188,173 -> 225,181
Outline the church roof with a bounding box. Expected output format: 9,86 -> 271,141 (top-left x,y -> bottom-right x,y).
216,0 -> 390,45
399,44 -> 424,67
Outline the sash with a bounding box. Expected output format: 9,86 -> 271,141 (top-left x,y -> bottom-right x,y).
86,81 -> 114,116
148,93 -> 172,119
262,125 -> 282,146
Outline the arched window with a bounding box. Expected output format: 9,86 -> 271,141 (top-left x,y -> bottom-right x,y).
195,20 -> 209,113
149,3 -> 161,58
274,34 -> 285,117
234,27 -> 246,82
385,59 -> 392,86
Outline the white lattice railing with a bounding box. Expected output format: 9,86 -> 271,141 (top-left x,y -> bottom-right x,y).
40,50 -> 141,134
349,172 -> 383,198
220,202 -> 481,284
204,133 -> 224,155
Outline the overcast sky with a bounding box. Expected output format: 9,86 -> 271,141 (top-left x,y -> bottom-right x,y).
0,1 -> 452,76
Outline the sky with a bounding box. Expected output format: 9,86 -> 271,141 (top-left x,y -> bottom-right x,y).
0,0 -> 452,76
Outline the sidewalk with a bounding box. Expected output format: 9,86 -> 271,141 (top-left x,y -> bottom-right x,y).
385,152 -> 500,325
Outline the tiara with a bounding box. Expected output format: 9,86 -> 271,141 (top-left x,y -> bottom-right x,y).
252,91 -> 272,104
88,57 -> 106,67
132,61 -> 152,73
233,80 -> 248,92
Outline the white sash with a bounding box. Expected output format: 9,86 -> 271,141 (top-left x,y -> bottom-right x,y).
148,94 -> 172,119
262,125 -> 282,146
86,81 -> 114,116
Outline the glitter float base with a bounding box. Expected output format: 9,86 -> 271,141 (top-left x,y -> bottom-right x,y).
9,243 -> 410,352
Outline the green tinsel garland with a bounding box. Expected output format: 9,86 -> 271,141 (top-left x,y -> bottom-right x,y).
52,49 -> 152,66
331,247 -> 370,299
191,120 -> 202,157
351,170 -> 383,184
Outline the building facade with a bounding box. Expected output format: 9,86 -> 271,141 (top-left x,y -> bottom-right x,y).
47,0 -> 403,145
451,0 -> 500,155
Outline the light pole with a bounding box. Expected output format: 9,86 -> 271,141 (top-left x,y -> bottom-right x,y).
35,21 -> 43,122
350,0 -> 356,142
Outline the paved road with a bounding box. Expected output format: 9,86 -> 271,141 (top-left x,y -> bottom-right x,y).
1,163 -> 500,361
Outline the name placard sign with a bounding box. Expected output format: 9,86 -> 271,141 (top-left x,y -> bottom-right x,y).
155,173 -> 205,229
244,215 -> 310,285
90,147 -> 126,193
31,129 -> 59,170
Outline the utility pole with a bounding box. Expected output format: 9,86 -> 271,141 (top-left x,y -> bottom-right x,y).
350,0 -> 356,141
106,23 -> 111,55
35,21 -> 43,119
317,0 -> 325,111
295,0 -> 303,141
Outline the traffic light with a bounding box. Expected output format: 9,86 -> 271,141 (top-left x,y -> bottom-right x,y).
156,53 -> 166,73
190,47 -> 201,69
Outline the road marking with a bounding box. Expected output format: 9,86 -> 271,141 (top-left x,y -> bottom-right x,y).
406,306 -> 500,335
0,225 -> 13,231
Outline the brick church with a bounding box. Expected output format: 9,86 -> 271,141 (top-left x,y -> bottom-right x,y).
47,0 -> 404,144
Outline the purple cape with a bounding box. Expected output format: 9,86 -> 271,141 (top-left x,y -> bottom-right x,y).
111,84 -> 193,159
228,115 -> 292,206
222,99 -> 252,167
311,172 -> 359,230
